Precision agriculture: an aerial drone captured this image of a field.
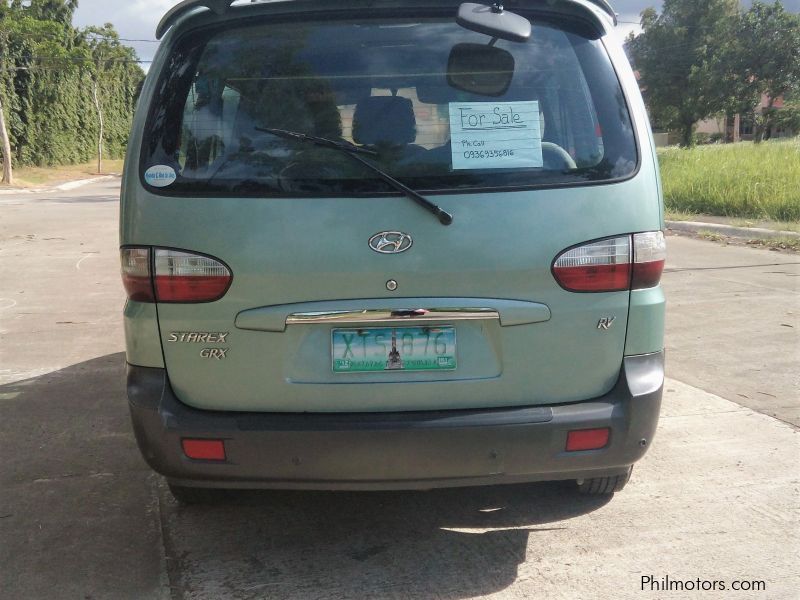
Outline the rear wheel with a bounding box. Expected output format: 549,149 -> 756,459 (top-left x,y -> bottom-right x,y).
168,483 -> 224,505
576,466 -> 633,495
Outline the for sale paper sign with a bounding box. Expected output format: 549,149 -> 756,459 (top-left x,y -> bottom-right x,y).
448,101 -> 543,170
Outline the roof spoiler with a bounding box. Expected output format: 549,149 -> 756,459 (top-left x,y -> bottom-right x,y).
155,0 -> 617,40
584,0 -> 617,25
156,0 -> 236,40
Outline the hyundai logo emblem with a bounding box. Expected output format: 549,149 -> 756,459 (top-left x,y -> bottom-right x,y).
368,231 -> 413,254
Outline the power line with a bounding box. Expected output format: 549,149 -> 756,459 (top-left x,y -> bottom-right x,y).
21,56 -> 153,63
1,56 -> 153,68
84,35 -> 160,43
1,29 -> 159,43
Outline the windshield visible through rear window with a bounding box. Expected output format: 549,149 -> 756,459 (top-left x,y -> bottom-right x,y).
141,13 -> 637,196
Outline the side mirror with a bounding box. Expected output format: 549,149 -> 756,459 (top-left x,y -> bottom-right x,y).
456,3 -> 531,43
447,43 -> 515,97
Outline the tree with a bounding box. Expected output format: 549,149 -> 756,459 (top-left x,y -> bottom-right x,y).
0,1 -> 79,182
0,1 -> 143,182
79,25 -> 139,173
627,0 -> 739,147
718,2 -> 800,142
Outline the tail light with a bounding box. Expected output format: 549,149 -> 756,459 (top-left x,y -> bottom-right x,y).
120,247 -> 232,303
154,249 -> 232,303
552,236 -> 631,292
552,232 -> 665,292
120,247 -> 154,302
632,231 -> 666,289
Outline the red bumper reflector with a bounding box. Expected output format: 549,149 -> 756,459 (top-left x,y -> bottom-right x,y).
182,439 -> 226,461
566,428 -> 610,452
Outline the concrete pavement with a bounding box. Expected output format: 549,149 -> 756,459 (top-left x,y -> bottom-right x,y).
1,180 -> 798,599
0,179 -> 167,599
662,234 -> 799,427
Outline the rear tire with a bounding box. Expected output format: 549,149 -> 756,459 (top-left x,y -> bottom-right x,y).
577,466 -> 633,495
168,483 -> 223,505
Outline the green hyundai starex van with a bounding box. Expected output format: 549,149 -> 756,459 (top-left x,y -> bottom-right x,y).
121,0 -> 666,503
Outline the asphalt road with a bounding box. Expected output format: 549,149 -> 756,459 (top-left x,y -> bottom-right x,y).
1,179 -> 798,599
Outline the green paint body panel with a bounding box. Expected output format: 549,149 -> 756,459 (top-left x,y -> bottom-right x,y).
625,287 -> 665,357
123,301 -> 165,368
120,0 -> 665,413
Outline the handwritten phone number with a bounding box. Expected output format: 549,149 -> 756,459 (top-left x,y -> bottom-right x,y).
463,149 -> 515,159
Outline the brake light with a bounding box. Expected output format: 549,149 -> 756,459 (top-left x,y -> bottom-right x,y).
552,232 -> 666,292
121,247 -> 232,303
154,249 -> 232,303
120,247 -> 154,302
552,236 -> 631,292
632,231 -> 666,289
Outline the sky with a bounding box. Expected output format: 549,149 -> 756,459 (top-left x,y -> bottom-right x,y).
72,0 -> 800,66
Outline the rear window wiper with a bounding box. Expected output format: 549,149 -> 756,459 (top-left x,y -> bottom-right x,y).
255,126 -> 454,226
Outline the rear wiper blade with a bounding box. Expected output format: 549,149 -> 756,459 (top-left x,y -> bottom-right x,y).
255,126 -> 454,226
256,127 -> 378,156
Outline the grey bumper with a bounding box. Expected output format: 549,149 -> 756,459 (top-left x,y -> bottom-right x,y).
127,352 -> 663,490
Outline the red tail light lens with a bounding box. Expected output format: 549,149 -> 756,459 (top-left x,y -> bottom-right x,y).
552,236 -> 632,292
553,232 -> 666,293
154,249 -> 232,303
632,231 -> 666,289
120,247 -> 154,302
121,247 -> 232,303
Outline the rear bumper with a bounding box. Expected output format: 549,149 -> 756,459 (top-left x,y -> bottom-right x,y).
127,352 -> 663,490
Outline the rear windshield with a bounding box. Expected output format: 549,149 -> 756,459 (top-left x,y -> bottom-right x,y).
141,13 -> 637,196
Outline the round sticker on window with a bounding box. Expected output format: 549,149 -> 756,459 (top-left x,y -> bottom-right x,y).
144,165 -> 177,188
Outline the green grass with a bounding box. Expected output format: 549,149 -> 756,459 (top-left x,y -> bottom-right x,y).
658,139 -> 800,222
697,230 -> 727,243
746,237 -> 800,252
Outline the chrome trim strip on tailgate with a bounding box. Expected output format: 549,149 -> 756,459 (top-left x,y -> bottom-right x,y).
286,308 -> 499,325
235,298 -> 550,332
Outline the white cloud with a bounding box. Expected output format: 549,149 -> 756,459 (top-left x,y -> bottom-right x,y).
73,0 -> 175,63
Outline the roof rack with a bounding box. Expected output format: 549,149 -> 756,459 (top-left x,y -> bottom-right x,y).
156,0 -> 617,40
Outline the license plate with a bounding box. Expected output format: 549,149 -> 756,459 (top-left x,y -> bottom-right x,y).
332,326 -> 457,373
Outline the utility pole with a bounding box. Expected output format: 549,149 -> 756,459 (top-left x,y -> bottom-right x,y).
0,30 -> 13,185
0,94 -> 12,185
91,78 -> 104,174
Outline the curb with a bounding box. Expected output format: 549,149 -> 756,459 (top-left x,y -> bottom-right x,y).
54,175 -> 116,191
0,174 -> 118,195
0,187 -> 32,196
666,220 -> 800,241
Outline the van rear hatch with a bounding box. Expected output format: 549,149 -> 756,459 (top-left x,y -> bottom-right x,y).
130,8 -> 658,413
